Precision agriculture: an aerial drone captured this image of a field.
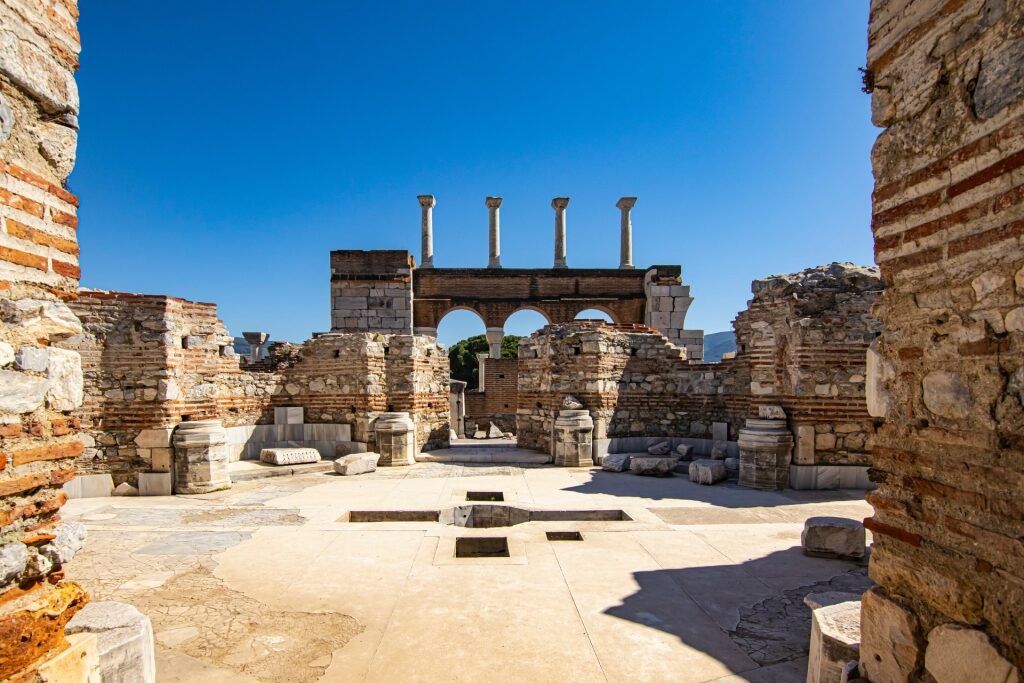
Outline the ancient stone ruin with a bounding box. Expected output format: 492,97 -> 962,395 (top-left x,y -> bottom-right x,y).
0,0 -> 1021,681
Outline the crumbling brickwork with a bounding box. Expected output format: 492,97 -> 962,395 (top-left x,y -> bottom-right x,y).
65,292 -> 451,484
0,0 -> 91,678
734,263 -> 882,469
861,0 -> 1024,677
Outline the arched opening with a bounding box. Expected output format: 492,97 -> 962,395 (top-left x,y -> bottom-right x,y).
437,307 -> 488,390
503,307 -> 550,342
574,307 -> 615,323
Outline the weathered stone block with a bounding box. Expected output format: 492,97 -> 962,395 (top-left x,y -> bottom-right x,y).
688,459 -> 727,485
137,473 -> 172,497
630,456 -> 678,476
334,452 -> 380,476
647,441 -> 671,455
859,587 -> 921,683
807,599 -> 861,683
601,453 -> 630,472
924,623 -> 1020,683
259,447 -> 321,466
133,428 -> 173,449
802,517 -> 865,560
67,601 -> 156,683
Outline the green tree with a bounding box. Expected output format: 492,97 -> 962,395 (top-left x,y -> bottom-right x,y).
447,334 -> 521,389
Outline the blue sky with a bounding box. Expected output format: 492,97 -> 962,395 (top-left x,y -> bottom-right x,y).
73,2 -> 875,348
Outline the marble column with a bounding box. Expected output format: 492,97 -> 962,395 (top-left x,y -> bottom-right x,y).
617,196 -> 636,269
486,196 -> 502,268
552,197 -> 569,269
172,420 -> 231,494
418,194 -> 435,268
485,327 -> 503,360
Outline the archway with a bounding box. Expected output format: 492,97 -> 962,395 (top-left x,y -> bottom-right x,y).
574,307 -> 616,323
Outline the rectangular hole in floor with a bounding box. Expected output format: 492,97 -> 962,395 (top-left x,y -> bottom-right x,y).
546,531 -> 583,541
466,491 -> 504,502
347,510 -> 439,523
455,536 -> 510,558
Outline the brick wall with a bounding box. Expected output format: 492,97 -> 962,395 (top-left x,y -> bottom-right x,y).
860,0 -> 1024,678
734,263 -> 882,468
465,357 -> 518,432
65,291 -> 451,482
0,0 -> 91,678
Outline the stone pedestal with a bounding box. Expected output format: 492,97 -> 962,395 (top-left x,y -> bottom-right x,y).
374,412 -> 415,466
171,420 -> 231,494
738,417 -> 793,490
552,409 -> 593,466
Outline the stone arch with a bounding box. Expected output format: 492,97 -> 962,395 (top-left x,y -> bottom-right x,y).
500,305 -> 552,328
573,305 -> 618,323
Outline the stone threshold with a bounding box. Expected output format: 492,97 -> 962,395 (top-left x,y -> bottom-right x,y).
227,460 -> 334,482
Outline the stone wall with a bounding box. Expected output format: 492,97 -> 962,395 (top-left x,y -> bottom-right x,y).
644,266 -> 704,359
330,250 -> 413,334
517,322 -> 735,454
861,0 -> 1024,678
517,263 -> 880,480
734,263 -> 882,483
0,0 -> 91,678
64,292 -> 451,484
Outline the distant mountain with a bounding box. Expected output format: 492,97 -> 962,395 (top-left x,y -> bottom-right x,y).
702,331 -> 737,362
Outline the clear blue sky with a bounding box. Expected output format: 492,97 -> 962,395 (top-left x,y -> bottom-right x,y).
73,2 -> 875,348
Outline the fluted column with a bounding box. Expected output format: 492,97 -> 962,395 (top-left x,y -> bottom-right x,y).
617,197 -> 636,269
486,196 -> 502,268
552,197 -> 569,269
418,195 -> 435,268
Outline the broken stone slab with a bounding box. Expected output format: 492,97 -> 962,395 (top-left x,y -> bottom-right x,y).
562,395 -> 583,410
647,441 -> 671,455
807,599 -> 861,683
711,441 -> 728,459
473,430 -> 487,439
66,601 -> 157,683
758,404 -> 787,420
334,452 -> 380,476
689,459 -> 727,485
487,423 -> 503,438
260,447 -> 321,466
924,623 -> 1020,683
112,483 -> 138,497
630,455 -> 678,476
802,517 -> 865,560
601,453 -> 631,472
675,443 -> 693,459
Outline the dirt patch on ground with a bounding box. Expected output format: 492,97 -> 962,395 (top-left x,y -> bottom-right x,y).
134,562 -> 361,683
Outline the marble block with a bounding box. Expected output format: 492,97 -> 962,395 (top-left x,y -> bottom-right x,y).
260,448 -> 322,466
334,452 -> 380,476
802,517 -> 866,560
689,459 -> 727,485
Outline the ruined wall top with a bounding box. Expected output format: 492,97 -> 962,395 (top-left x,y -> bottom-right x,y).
751,262 -> 882,301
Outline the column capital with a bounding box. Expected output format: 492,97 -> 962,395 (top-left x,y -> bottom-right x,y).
417,194 -> 436,208
616,196 -> 637,210
485,196 -> 503,208
551,197 -> 570,210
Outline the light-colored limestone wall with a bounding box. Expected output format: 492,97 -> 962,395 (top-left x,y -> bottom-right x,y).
861,0 -> 1024,677
330,250 -> 413,334
0,0 -> 91,678
644,266 -> 704,359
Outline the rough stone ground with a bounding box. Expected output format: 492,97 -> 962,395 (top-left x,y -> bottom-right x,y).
64,456 -> 872,683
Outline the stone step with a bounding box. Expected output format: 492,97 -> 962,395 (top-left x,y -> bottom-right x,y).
416,450 -> 552,465
227,460 -> 334,482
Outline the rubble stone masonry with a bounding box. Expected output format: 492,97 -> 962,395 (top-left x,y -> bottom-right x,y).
861,0 -> 1024,677
64,291 -> 451,484
0,0 -> 91,678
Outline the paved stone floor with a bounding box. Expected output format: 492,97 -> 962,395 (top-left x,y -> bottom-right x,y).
64,460 -> 872,683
